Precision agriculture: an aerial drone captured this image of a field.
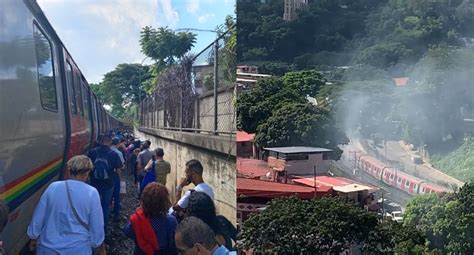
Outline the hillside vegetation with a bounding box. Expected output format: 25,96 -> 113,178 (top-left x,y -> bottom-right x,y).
432,138 -> 474,182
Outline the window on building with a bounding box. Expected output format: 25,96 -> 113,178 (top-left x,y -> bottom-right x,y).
322,153 -> 330,160
283,153 -> 309,161
33,23 -> 57,111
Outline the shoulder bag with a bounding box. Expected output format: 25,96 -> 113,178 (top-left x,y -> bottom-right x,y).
65,181 -> 89,230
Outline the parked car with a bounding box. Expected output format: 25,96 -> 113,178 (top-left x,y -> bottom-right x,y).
391,211 -> 403,223
411,156 -> 423,164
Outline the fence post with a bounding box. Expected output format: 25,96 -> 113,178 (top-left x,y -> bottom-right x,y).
195,97 -> 200,133
180,87 -> 183,131
213,39 -> 219,135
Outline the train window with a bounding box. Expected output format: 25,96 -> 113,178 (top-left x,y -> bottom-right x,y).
398,177 -> 401,183
75,73 -> 84,116
33,23 -> 57,112
422,187 -> 425,193
81,81 -> 89,118
414,184 -> 418,190
405,181 -> 410,187
66,61 -> 77,115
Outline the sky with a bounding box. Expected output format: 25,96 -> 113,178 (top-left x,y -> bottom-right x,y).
37,0 -> 235,83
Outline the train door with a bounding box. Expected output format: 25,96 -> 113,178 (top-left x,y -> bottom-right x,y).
90,94 -> 99,145
64,57 -> 84,159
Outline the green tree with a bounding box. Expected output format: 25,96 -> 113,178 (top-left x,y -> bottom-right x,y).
237,70 -> 347,158
90,63 -> 152,118
140,26 -> 196,68
362,220 -> 428,254
255,102 -> 346,159
403,182 -> 474,254
238,197 -> 427,254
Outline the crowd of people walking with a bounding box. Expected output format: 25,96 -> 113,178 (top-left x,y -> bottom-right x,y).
26,129 -> 236,255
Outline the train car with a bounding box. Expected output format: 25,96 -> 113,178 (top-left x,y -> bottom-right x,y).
358,155 -> 389,180
354,149 -> 451,196
419,182 -> 451,194
0,1 -> 121,253
383,168 -> 423,194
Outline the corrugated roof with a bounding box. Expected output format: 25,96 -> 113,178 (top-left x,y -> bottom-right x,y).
236,131 -> 255,142
293,176 -> 377,192
237,177 -> 332,199
237,158 -> 272,178
393,77 -> 409,87
333,184 -> 374,193
263,146 -> 333,154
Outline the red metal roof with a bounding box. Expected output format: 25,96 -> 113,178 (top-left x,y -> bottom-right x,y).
393,77 -> 409,87
237,177 -> 332,199
237,131 -> 255,142
237,158 -> 272,178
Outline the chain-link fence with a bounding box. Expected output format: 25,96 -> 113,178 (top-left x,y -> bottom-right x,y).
139,30 -> 236,135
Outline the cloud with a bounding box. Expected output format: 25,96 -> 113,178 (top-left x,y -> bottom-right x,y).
198,13 -> 215,24
37,0 -> 162,83
187,0 -> 200,14
157,0 -> 180,28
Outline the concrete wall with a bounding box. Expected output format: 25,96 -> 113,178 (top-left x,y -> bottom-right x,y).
135,127 -> 236,223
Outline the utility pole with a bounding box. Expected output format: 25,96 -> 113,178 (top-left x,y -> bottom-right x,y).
381,190 -> 385,222
313,165 -> 318,198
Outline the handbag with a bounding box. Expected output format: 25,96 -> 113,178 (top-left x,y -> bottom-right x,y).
140,160 -> 156,193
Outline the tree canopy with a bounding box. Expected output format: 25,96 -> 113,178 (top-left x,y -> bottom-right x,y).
403,182 -> 474,254
140,26 -> 196,68
237,0 -> 474,72
238,197 -> 427,254
237,70 -> 348,159
89,63 -> 152,118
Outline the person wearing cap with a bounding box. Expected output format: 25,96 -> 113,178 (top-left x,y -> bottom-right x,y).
111,137 -> 125,222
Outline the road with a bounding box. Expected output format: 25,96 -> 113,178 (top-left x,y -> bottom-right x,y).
375,141 -> 464,189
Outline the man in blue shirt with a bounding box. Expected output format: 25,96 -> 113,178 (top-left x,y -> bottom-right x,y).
88,134 -> 123,232
175,217 -> 236,255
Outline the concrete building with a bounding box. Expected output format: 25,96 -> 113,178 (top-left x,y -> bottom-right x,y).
283,0 -> 308,21
264,146 -> 333,177
236,131 -> 256,158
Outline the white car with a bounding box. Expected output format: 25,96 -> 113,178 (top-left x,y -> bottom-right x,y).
391,211 -> 403,223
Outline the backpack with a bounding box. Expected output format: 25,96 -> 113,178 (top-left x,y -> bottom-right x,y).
93,150 -> 111,180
